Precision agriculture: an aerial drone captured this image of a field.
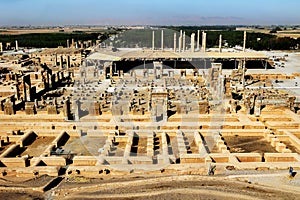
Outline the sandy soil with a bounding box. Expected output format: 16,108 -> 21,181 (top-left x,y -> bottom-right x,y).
21,137 -> 55,157
62,136 -> 106,156
109,142 -> 126,156
0,171 -> 299,200
0,191 -> 43,200
51,173 -> 300,200
224,136 -> 277,153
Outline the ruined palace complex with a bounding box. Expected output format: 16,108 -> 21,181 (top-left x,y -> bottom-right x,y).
0,29 -> 300,178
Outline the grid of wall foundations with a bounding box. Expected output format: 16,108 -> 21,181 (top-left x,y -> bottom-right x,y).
0,109 -> 300,177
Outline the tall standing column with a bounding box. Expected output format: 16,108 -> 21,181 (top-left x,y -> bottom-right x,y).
66,55 -> 70,69
15,40 -> 18,51
74,100 -> 80,121
54,54 -> 58,66
71,38 -> 75,48
152,31 -> 155,50
110,64 -> 113,78
243,31 -> 247,52
67,39 -> 70,48
197,30 -> 200,51
179,30 -> 183,52
183,31 -> 186,52
0,42 -> 3,52
60,55 -> 63,70
202,32 -> 207,52
219,34 -> 222,53
179,35 -> 182,53
241,59 -> 246,88
161,30 -> 164,50
174,32 -> 177,52
191,33 -> 195,52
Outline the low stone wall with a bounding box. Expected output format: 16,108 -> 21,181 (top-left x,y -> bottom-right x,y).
52,132 -> 70,148
251,74 -> 295,80
31,157 -> 66,167
127,156 -> 152,165
66,166 -> 126,177
0,157 -> 27,167
180,154 -> 206,164
42,144 -> 55,157
73,156 -> 98,166
17,131 -> 37,148
0,144 -> 20,158
264,153 -> 299,162
0,166 -> 60,177
35,130 -> 80,137
5,135 -> 22,143
265,121 -> 299,129
234,153 -> 262,162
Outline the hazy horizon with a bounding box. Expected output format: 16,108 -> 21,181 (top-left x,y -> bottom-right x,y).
0,0 -> 299,26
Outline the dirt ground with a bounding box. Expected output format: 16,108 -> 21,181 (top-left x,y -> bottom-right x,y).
0,171 -> 299,200
21,137 -> 55,157
53,172 -> 300,200
224,136 -> 277,153
62,136 -> 106,156
109,142 -> 127,156
0,191 -> 43,200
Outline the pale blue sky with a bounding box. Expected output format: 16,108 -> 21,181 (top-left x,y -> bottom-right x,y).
0,0 -> 299,26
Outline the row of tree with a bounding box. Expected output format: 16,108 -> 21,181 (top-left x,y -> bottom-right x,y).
0,27 -> 299,51
112,27 -> 300,51
0,32 -> 111,48
167,26 -> 300,50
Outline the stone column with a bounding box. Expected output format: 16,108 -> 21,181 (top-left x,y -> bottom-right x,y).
15,40 -> 18,51
15,82 -> 20,100
173,32 -> 177,52
219,34 -> 222,53
161,30 -> 164,50
254,100 -> 261,117
67,39 -> 70,48
197,30 -> 200,51
71,38 -> 75,48
4,99 -> 14,115
202,32 -> 207,52
242,59 -> 246,88
53,54 -> 57,67
243,31 -> 247,52
152,31 -> 155,50
74,100 -> 80,121
110,64 -> 113,78
60,55 -> 63,69
183,31 -> 186,52
0,42 -> 3,52
89,101 -> 100,116
63,98 -> 71,120
66,55 -> 70,69
191,33 -> 195,52
22,75 -> 32,102
179,30 -> 183,52
178,35 -> 182,53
